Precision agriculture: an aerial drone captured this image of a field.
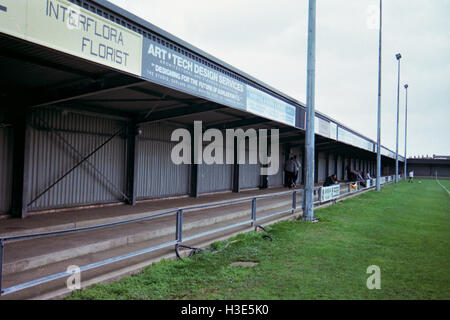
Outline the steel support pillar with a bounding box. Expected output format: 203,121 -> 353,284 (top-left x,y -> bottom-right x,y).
11,111 -> 31,218
233,141 -> 240,193
126,121 -> 138,205
190,126 -> 200,197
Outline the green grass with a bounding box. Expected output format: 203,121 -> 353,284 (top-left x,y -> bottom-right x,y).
437,178 -> 450,190
67,179 -> 450,300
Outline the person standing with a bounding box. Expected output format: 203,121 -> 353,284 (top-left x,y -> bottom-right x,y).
284,156 -> 296,188
293,155 -> 301,187
408,170 -> 414,183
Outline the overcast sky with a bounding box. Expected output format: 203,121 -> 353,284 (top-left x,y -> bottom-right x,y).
109,0 -> 449,158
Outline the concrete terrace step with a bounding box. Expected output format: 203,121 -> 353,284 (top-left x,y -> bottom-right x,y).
1,204 -> 301,300
0,187 -> 301,238
2,195 -> 297,275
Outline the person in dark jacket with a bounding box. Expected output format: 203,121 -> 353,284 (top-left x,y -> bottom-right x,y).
284,157 -> 296,188
323,174 -> 338,187
346,166 -> 356,182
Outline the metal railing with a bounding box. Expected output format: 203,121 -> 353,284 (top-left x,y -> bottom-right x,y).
0,175 -> 396,296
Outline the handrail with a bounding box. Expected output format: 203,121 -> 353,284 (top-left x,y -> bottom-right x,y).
0,209 -> 179,243
0,175 -> 396,296
1,190 -> 299,243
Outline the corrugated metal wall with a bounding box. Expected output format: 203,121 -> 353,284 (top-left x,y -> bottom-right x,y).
137,122 -> 190,199
0,123 -> 13,213
268,148 -> 284,187
239,147 -> 260,189
198,141 -> 233,194
28,108 -> 127,210
240,163 -> 260,189
337,155 -> 343,180
318,152 -> 326,182
329,154 -> 336,176
344,157 -> 350,180
199,162 -> 233,193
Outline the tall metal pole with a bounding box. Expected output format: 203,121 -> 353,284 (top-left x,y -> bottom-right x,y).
404,84 -> 408,180
303,0 -> 316,221
395,53 -> 402,183
376,0 -> 383,191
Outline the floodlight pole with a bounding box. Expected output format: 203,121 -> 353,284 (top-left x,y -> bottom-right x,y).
395,53 -> 402,183
404,84 -> 408,180
376,0 -> 383,191
303,0 -> 316,221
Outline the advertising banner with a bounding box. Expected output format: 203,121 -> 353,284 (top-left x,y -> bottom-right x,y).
320,184 -> 340,202
246,85 -> 296,126
142,37 -> 247,111
0,0 -> 143,75
338,127 -> 373,152
141,37 -> 296,126
350,183 -> 358,192
315,116 -> 330,138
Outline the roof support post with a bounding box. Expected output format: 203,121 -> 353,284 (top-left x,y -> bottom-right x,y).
11,110 -> 32,218
233,140 -> 240,193
126,121 -> 138,205
334,153 -> 338,176
284,144 -> 291,187
190,126 -> 200,197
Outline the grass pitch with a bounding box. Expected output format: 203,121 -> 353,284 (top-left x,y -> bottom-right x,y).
68,179 -> 450,300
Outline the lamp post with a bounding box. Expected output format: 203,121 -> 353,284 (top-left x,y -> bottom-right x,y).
303,0 -> 316,221
404,84 -> 408,180
395,53 -> 402,183
376,0 -> 383,191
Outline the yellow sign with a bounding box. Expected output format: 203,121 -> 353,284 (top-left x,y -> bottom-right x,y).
0,0 -> 142,76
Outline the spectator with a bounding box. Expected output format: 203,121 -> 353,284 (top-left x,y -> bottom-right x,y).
284,156 -> 296,188
323,174 -> 338,187
293,155 -> 301,187
346,166 -> 353,181
346,166 -> 358,182
356,170 -> 366,188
